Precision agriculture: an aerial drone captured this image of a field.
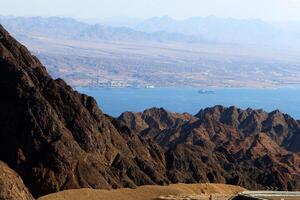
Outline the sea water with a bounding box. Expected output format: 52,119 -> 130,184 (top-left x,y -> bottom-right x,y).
77,87 -> 300,119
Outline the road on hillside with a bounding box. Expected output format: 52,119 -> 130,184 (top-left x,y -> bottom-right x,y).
260,197 -> 299,200
239,191 -> 300,200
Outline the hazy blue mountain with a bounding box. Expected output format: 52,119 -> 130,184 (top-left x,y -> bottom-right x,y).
0,16 -> 200,43
134,16 -> 300,45
272,21 -> 300,35
2,16 -> 300,46
97,16 -> 142,27
0,16 -> 88,38
78,16 -> 142,27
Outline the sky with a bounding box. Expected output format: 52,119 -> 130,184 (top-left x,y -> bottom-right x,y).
1,0 -> 300,21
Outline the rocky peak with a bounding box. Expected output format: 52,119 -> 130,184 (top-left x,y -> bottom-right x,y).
121,106 -> 300,190
119,107 -> 195,134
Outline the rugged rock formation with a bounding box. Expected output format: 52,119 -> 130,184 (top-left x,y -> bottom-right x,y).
1,24 -> 300,199
0,24 -> 169,198
0,161 -> 34,200
119,106 -> 300,191
119,108 -> 197,139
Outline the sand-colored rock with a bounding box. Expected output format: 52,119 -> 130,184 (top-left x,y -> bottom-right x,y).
38,183 -> 245,200
0,161 -> 34,200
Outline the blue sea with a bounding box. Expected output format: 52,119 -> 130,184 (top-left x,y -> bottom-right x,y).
77,87 -> 300,119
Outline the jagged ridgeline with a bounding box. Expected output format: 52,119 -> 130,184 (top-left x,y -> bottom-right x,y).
0,24 -> 300,199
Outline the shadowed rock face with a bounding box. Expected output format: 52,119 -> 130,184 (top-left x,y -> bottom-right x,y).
119,106 -> 300,191
118,108 -> 197,139
0,24 -> 169,198
1,24 -> 300,199
0,161 -> 34,200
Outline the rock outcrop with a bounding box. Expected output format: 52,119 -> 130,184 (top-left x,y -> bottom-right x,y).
119,106 -> 300,191
0,161 -> 34,200
0,24 -> 168,198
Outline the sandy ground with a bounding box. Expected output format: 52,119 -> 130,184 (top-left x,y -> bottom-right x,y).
38,183 -> 246,200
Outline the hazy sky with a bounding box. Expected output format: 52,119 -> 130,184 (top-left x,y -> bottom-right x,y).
1,0 -> 300,21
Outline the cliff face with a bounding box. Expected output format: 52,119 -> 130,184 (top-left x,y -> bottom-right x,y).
1,24 -> 300,199
119,106 -> 300,191
0,24 -> 169,198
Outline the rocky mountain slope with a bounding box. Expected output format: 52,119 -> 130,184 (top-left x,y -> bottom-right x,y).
119,106 -> 300,191
0,24 -> 170,198
0,24 -> 300,199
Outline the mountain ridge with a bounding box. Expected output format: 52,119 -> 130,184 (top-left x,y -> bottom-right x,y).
119,106 -> 300,190
134,16 -> 297,45
3,15 -> 300,46
0,16 -> 201,43
0,24 -> 300,199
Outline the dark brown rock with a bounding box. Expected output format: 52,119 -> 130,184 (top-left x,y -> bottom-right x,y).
119,106 -> 300,191
0,24 -> 168,198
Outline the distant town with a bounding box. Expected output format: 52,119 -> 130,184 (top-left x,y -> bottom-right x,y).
3,16 -> 300,89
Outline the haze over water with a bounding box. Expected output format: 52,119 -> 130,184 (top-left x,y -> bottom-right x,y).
78,87 -> 300,119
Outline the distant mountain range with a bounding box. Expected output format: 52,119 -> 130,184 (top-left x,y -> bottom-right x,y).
0,16 -> 201,43
2,16 -> 300,46
134,16 -> 300,46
